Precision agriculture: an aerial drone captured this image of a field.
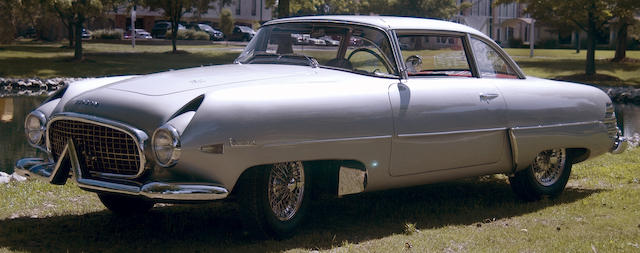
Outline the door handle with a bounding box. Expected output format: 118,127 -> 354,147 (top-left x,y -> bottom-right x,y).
479,93 -> 499,103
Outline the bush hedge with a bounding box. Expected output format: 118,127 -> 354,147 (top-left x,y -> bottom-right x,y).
92,29 -> 123,40
165,29 -> 210,40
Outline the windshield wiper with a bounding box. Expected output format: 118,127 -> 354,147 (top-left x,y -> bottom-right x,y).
246,53 -> 318,68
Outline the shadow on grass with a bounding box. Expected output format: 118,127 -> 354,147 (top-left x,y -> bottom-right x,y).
0,45 -> 72,54
0,52 -> 240,78
0,177 -> 602,252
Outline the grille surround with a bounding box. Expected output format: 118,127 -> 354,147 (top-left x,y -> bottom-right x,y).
46,115 -> 147,179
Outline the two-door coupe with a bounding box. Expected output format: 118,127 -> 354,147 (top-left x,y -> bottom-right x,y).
17,16 -> 626,238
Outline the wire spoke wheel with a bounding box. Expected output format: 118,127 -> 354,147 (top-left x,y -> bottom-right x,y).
532,149 -> 566,186
267,161 -> 305,221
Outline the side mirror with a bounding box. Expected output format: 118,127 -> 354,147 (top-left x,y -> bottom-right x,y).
405,55 -> 423,74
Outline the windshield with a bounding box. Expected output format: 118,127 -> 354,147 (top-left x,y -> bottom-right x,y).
235,22 -> 398,77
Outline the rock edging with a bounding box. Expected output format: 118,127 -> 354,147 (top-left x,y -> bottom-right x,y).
0,171 -> 27,184
0,78 -> 83,97
599,86 -> 640,104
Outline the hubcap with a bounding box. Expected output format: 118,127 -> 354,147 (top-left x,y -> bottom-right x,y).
532,149 -> 566,187
268,161 -> 305,221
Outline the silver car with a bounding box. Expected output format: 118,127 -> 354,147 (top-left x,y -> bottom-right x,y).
17,16 -> 626,238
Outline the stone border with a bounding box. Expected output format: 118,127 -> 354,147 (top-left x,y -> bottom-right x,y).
0,78 -> 83,97
599,86 -> 640,104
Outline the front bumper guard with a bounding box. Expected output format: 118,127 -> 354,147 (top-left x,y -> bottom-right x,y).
610,130 -> 628,155
15,157 -> 229,201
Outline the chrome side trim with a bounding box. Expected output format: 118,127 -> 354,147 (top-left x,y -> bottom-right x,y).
512,121 -> 601,131
338,166 -> 367,196
397,127 -> 506,138
263,135 -> 392,147
46,112 -> 148,179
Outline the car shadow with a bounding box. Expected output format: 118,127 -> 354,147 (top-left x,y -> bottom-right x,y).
0,176 -> 602,252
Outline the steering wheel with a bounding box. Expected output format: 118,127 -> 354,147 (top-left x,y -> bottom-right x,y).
347,48 -> 393,74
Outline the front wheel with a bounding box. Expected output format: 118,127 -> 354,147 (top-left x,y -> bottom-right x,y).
238,161 -> 311,239
509,148 -> 572,201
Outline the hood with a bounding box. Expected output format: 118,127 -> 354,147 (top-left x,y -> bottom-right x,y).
61,64 -> 319,133
106,64 -> 314,96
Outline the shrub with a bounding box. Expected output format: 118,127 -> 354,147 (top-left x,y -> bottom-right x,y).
166,29 -> 210,40
220,9 -> 234,39
92,29 -> 123,40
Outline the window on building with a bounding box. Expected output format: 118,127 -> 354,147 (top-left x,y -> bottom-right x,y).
236,0 -> 241,15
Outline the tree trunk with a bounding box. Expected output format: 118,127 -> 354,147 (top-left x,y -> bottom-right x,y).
74,17 -> 84,60
278,0 -> 290,18
171,19 -> 178,53
585,7 -> 596,76
612,22 -> 628,62
68,22 -> 74,47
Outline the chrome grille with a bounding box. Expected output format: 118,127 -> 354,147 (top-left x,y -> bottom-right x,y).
48,119 -> 141,176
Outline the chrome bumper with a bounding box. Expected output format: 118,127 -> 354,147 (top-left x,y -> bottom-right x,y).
15,157 -> 229,201
610,130 -> 628,154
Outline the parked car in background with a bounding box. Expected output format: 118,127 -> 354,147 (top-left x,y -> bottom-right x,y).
151,21 -> 185,38
229,25 -> 256,41
124,29 -> 152,39
81,29 -> 91,39
17,16 -> 626,240
185,23 -> 224,41
319,35 -> 340,46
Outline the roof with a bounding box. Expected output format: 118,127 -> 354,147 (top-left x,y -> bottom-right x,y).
264,15 -> 487,38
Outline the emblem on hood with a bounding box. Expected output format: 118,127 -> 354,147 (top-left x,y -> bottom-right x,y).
75,99 -> 100,107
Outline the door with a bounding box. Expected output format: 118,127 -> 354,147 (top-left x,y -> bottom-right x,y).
389,33 -> 508,176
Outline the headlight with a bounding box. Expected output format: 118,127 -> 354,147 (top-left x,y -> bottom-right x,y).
152,124 -> 181,167
24,111 -> 47,146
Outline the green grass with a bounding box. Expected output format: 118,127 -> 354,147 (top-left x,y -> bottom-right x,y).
506,48 -> 640,86
0,42 -> 243,78
1,148 -> 639,252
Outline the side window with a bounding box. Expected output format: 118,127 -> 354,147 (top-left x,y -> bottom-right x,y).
398,34 -> 472,77
471,37 -> 519,79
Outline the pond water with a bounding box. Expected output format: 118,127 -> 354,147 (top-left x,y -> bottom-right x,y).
0,96 -> 639,174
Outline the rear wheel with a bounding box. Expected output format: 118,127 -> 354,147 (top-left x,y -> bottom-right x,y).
509,148 -> 572,201
238,161 -> 311,239
98,193 -> 154,216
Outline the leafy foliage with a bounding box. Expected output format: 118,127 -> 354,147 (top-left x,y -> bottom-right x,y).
494,0 -> 639,75
166,29 -> 210,40
219,8 -> 234,39
142,0 -> 231,52
91,29 -> 123,39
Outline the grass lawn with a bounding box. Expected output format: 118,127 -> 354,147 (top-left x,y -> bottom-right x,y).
1,41 -> 638,87
0,148 -> 639,252
506,48 -> 640,87
0,41 -> 243,78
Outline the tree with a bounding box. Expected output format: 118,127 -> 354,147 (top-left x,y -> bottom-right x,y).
610,0 -> 640,62
219,8 -> 234,39
495,0 -> 636,75
44,0 -> 110,60
142,0 -> 231,53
